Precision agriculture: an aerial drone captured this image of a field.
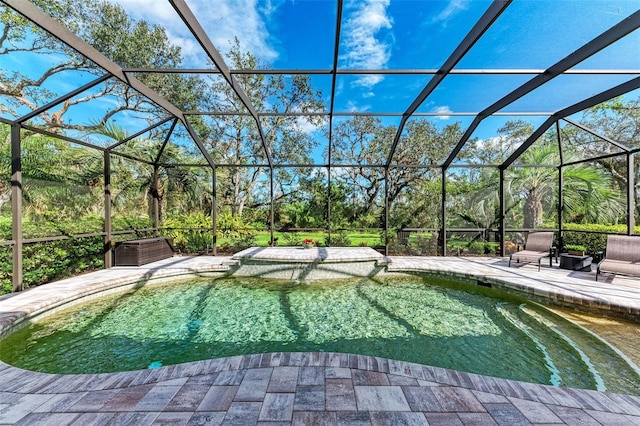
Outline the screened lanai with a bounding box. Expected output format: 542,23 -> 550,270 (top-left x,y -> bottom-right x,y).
1,0 -> 639,292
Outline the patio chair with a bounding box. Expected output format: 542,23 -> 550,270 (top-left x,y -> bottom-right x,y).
596,235 -> 640,281
508,231 -> 556,271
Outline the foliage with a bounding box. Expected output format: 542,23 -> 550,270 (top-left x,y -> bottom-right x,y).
163,212 -> 212,253
1,236 -> 104,294
206,41 -> 325,218
216,212 -> 256,238
282,232 -> 303,246
466,241 -> 499,255
229,234 -> 257,253
410,233 -> 438,255
2,4 -> 640,291
503,143 -> 624,228
561,223 -> 629,255
325,230 -> 351,247
331,116 -> 464,228
162,212 -> 259,253
1,0 -> 205,129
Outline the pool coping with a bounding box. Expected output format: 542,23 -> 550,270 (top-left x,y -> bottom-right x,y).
1,254 -> 640,424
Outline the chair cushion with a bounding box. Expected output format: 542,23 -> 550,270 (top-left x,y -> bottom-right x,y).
599,259 -> 640,277
605,235 -> 640,263
511,250 -> 549,263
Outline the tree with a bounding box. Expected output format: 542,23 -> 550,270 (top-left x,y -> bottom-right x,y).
566,96 -> 640,218
331,116 -> 465,227
202,40 -> 325,217
505,144 -> 624,228
0,0 -> 208,130
92,123 -> 211,224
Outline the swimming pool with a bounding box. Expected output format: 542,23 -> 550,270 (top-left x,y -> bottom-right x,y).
1,274 -> 638,394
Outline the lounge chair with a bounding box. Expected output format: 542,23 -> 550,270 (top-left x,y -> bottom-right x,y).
509,231 -> 556,271
596,235 -> 640,281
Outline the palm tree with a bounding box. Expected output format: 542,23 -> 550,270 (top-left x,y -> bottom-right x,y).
92,123 -> 211,225
505,144 -> 624,228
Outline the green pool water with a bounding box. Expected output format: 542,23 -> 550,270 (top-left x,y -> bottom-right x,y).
1,275 -> 639,394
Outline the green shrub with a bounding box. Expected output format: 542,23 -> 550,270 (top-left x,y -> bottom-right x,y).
564,244 -> 586,252
163,212 -> 213,253
282,232 -> 303,246
1,236 -> 104,294
217,212 -> 255,238
411,233 -> 437,255
561,223 -> 625,255
325,230 -> 351,247
467,241 -> 484,254
230,234 -> 257,253
111,216 -> 152,232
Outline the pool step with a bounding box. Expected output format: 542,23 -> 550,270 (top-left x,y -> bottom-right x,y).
496,303 -> 602,390
222,259 -> 240,269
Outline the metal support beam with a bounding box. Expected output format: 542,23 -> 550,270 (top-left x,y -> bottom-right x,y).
441,167 -> 447,256
152,165 -> 160,236
556,121 -> 564,250
21,124 -> 105,151
170,0 -> 273,168
212,167 -> 217,255
187,110 -> 554,117
562,117 -> 631,152
386,0 -> 511,166
154,119 -> 178,164
628,153 -> 635,235
11,124 -> 23,291
327,167 -> 332,244
270,168 -> 275,246
104,150 -> 112,268
444,11 -> 640,168
384,167 -> 389,256
558,165 -> 564,248
2,0 -> 185,119
327,0 -> 343,243
498,168 -> 505,257
123,67 -> 640,76
501,76 -> 640,169
17,74 -> 112,123
108,116 -> 174,151
181,117 -> 218,169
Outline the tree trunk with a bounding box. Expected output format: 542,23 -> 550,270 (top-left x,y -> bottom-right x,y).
523,188 -> 543,228
147,176 -> 164,224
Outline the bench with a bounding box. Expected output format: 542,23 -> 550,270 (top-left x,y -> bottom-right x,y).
114,237 -> 175,266
596,235 -> 640,281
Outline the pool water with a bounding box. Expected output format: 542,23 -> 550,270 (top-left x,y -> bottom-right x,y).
1,275 -> 638,394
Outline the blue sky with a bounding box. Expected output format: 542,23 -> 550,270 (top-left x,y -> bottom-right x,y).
107,0 -> 639,123
2,0 -> 639,156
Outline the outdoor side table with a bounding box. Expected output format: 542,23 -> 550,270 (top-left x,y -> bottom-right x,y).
559,253 -> 592,272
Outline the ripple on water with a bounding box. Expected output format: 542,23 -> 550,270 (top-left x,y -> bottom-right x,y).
1,275 -> 638,395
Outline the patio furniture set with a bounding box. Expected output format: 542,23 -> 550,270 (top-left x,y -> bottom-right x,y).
509,231 -> 640,281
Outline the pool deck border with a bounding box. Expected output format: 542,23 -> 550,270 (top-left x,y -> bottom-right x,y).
1,254 -> 639,425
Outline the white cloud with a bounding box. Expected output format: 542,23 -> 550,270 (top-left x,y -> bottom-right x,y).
474,135 -> 510,153
433,105 -> 453,120
341,0 -> 393,88
295,115 -> 321,135
431,0 -> 470,26
346,100 -> 371,112
108,0 -> 277,67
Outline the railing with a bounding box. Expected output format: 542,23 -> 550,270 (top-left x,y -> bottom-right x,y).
1,225 -> 634,294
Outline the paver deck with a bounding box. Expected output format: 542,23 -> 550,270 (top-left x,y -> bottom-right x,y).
1,253 -> 639,425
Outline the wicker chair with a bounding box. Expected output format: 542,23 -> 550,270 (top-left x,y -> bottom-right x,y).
508,231 -> 556,271
596,235 -> 640,281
